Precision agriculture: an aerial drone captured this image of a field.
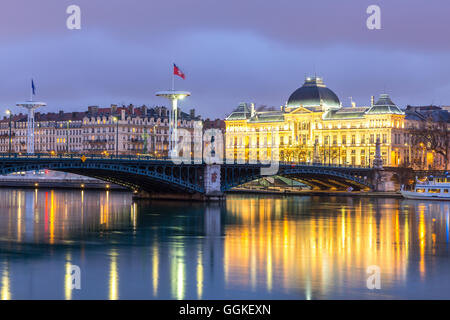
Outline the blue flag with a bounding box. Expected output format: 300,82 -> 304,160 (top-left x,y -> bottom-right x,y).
31,79 -> 36,95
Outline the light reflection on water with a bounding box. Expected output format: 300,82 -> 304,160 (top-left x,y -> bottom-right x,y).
0,189 -> 449,299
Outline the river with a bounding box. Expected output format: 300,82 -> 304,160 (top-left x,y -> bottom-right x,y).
0,188 -> 449,299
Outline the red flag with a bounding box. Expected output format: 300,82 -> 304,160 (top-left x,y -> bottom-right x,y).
173,64 -> 186,80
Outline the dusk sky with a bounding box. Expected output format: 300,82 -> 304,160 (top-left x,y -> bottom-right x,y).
1,0 -> 450,119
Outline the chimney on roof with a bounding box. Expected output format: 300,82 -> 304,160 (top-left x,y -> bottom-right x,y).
111,104 -> 118,114
128,104 -> 134,114
371,96 -> 375,107
141,105 -> 147,115
250,103 -> 256,117
190,109 -> 195,119
121,109 -> 126,120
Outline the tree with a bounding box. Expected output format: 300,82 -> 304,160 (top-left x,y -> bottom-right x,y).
409,117 -> 450,170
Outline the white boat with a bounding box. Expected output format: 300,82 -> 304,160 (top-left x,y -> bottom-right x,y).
401,175 -> 450,200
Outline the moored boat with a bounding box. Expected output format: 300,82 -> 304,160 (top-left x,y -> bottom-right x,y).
401,175 -> 450,200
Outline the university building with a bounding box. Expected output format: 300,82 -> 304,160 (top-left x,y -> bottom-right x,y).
225,77 -> 414,167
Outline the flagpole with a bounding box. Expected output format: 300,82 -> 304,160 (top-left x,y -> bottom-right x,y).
172,71 -> 175,91
30,80 -> 33,102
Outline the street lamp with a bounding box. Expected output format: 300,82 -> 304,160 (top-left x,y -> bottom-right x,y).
113,116 -> 119,157
5,109 -> 12,156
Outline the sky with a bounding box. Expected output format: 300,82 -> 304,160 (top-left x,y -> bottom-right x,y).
1,0 -> 450,119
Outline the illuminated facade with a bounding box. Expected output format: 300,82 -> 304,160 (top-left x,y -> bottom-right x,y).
0,104 -> 200,156
225,77 -> 408,167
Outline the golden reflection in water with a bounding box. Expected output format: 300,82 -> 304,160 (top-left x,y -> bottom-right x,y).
418,204 -> 426,279
109,249 -> 119,300
223,196 -> 427,296
65,253 -> 72,300
34,189 -> 39,225
131,202 -> 137,231
197,248 -> 203,299
81,190 -> 84,225
152,245 -> 159,297
50,191 -> 55,244
17,192 -> 22,242
171,245 -> 185,300
0,189 -> 133,244
0,261 -> 11,300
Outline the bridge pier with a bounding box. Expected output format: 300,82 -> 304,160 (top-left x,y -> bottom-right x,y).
372,169 -> 396,192
133,164 -> 225,201
203,164 -> 225,201
370,139 -> 397,192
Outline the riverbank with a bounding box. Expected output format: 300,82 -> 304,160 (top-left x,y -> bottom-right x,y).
0,178 -> 125,190
228,187 -> 403,198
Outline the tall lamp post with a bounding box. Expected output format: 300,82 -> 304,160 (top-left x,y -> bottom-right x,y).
155,91 -> 190,158
6,109 -> 12,156
113,116 -> 119,157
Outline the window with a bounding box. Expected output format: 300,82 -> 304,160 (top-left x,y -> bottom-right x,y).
416,188 -> 425,193
428,189 -> 440,193
342,135 -> 346,145
444,189 -> 449,193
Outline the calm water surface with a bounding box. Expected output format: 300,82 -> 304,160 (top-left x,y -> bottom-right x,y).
0,188 -> 449,299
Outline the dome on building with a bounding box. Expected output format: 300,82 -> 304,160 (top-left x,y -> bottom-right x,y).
287,77 -> 341,109
366,94 -> 404,115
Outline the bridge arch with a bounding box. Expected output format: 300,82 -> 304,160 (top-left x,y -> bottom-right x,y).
221,164 -> 373,191
0,158 -> 205,195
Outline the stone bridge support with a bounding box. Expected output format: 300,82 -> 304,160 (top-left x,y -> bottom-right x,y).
134,164 -> 224,201
204,164 -> 224,200
372,169 -> 396,192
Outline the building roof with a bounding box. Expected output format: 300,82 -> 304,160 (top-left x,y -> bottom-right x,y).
287,77 -> 341,109
405,105 -> 450,123
323,107 -> 369,120
226,103 -> 252,120
0,105 -> 199,124
248,111 -> 285,123
366,94 -> 404,115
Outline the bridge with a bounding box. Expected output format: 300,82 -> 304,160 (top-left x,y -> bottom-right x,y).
0,154 -> 406,200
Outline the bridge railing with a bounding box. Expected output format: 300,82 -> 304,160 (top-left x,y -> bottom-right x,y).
0,153 -> 373,169
0,153 -> 172,161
